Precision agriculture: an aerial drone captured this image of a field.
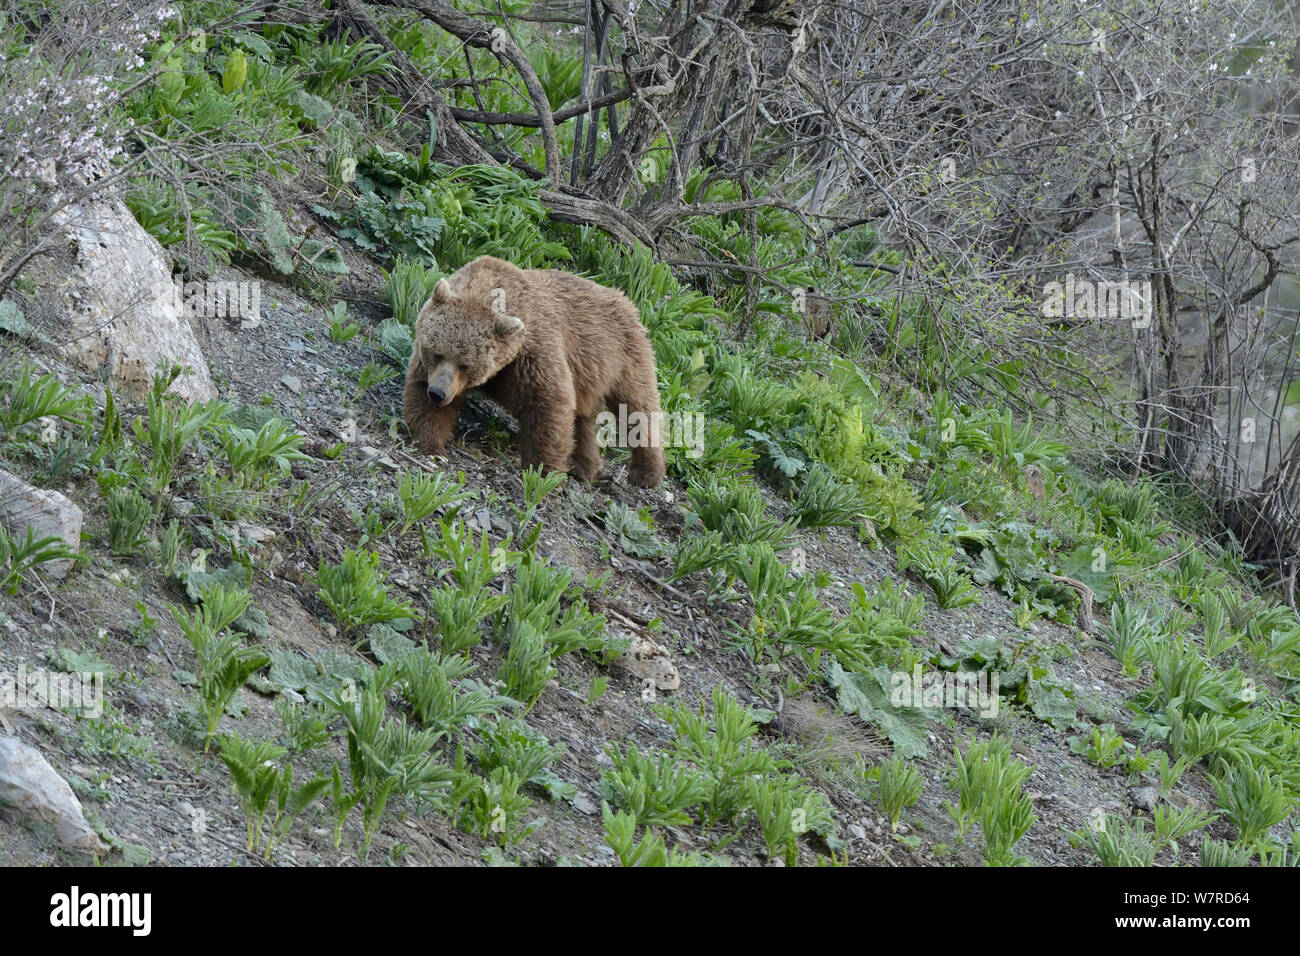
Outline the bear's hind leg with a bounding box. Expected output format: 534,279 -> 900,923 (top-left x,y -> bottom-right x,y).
627,430 -> 666,488
609,371 -> 666,489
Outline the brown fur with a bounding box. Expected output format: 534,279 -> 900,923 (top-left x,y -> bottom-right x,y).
403,255 -> 666,487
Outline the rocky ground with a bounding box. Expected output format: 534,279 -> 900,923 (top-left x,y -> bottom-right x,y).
0,257 -> 1236,867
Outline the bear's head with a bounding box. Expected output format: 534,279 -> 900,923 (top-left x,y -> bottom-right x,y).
412,277 -> 526,406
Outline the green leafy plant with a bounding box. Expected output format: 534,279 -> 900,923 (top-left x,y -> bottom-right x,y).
1074,813 -> 1158,866
944,736 -> 1035,865
986,409 -> 1069,473
171,584 -> 269,751
497,619 -> 555,710
353,362 -> 398,399
505,555 -> 618,661
133,191 -> 237,264
1,363 -> 89,434
291,34 -> 394,97
134,367 -> 230,493
398,470 -> 470,535
711,359 -> 795,436
1151,804 -> 1218,855
429,515 -> 513,591
745,775 -> 833,866
670,530 -> 738,581
274,696 -> 331,754
385,257 -> 441,326
221,417 -> 308,484
1246,621 -> 1300,671
899,538 -> 981,609
601,803 -> 704,867
1198,592 -> 1242,659
790,463 -> 866,528
217,732 -> 329,860
600,744 -> 710,827
471,718 -> 568,798
1167,541 -> 1225,603
1211,762 -> 1295,848
601,502 -> 664,559
0,526 -> 79,593
1067,723 -> 1126,768
1259,832 -> 1300,867
324,680 -> 457,858
106,486 -> 151,556
1153,750 -> 1195,799
158,519 -> 183,576
868,755 -> 923,830
429,583 -> 505,656
1089,600 -> 1156,677
511,466 -> 566,551
1199,834 -> 1253,867
316,548 -> 414,635
397,648 -> 515,734
461,766 -> 534,847
657,687 -> 782,829
686,474 -> 793,546
326,301 -> 361,343
844,579 -> 926,664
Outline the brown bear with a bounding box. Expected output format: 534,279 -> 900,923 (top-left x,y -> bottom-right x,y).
403,255 -> 667,488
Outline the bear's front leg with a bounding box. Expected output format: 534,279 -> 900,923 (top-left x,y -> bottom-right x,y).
403,358 -> 462,456
517,401 -> 576,477
569,414 -> 604,481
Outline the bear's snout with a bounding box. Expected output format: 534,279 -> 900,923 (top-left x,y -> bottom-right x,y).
425,363 -> 459,405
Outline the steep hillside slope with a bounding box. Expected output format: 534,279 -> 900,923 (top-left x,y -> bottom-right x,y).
1,258 -> 1292,867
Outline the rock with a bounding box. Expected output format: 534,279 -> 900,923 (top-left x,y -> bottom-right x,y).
613,634 -> 681,691
570,793 -> 597,815
0,470 -> 81,578
48,198 -> 216,403
1024,463 -> 1047,499
1163,790 -> 1204,812
333,418 -> 358,443
1128,786 -> 1159,812
280,375 -> 302,395
0,736 -> 108,855
234,522 -> 275,545
359,446 -> 399,471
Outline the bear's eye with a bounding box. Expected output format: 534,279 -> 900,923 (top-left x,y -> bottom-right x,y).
431,354 -> 443,364
458,363 -> 469,372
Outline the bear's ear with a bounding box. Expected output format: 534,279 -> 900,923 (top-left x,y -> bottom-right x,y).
432,278 -> 452,304
494,313 -> 525,337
